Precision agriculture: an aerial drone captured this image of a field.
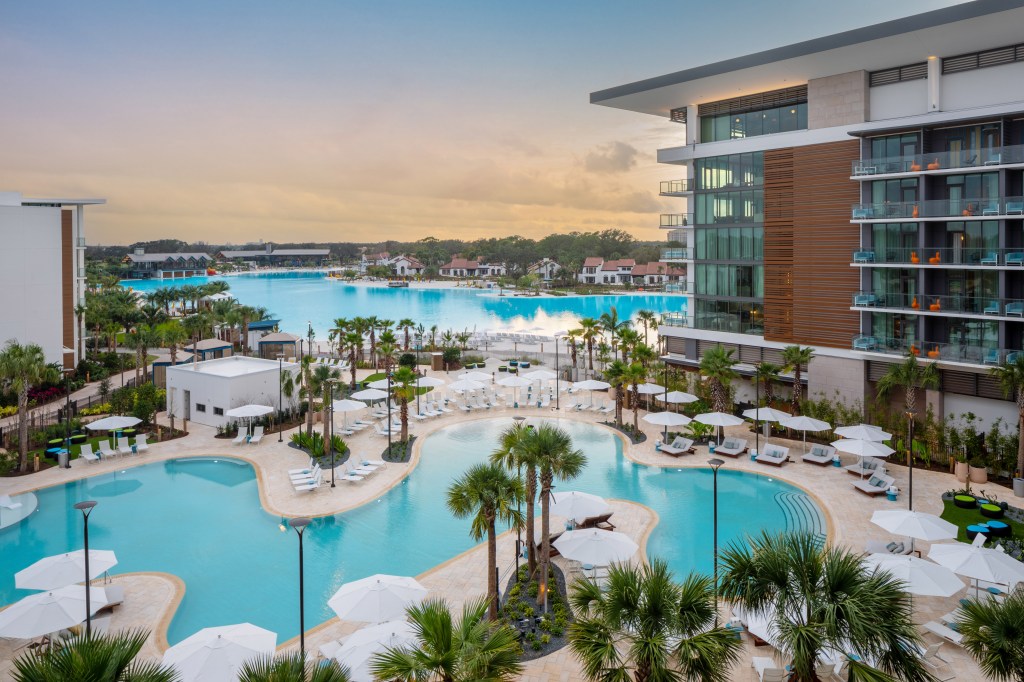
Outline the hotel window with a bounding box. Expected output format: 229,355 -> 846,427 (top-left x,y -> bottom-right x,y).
870,178 -> 918,205
870,223 -> 917,263
196,403 -> 206,413
695,152 -> 763,190
213,407 -> 224,416
869,133 -> 920,162
700,103 -> 807,142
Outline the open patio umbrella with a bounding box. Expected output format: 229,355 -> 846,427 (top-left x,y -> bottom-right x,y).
631,382 -> 666,410
863,554 -> 964,597
351,388 -> 389,401
695,411 -> 744,445
835,423 -> 891,441
0,585 -> 109,640
326,620 -> 417,682
366,378 -> 391,390
448,378 -> 485,393
328,574 -> 428,624
522,369 -> 557,381
458,370 -> 492,382
929,542 -> 1024,594
571,379 -> 610,409
497,375 -> 533,407
778,415 -> 832,454
332,399 -> 368,429
16,550 -> 118,590
832,439 -> 895,479
84,415 -> 141,431
657,390 -> 698,405
414,376 -> 446,415
742,407 -> 791,448
871,510 -> 958,542
225,404 -> 274,438
554,528 -> 638,566
163,623 -> 277,682
642,411 -> 692,443
550,491 -> 611,525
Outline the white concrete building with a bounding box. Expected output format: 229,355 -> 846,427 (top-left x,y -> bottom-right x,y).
165,356 -> 300,428
528,258 -> 562,282
0,191 -> 104,368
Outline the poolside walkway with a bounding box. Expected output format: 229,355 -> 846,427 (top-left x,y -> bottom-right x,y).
0,363 -> 991,680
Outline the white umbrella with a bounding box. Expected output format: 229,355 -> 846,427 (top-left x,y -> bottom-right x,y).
550,491 -> 611,524
332,399 -> 368,429
657,390 -> 699,404
631,382 -> 666,394
741,407 -> 791,422
84,415 -> 141,431
458,371 -> 492,382
163,623 -> 277,682
16,550 -> 118,590
831,439 -> 895,458
572,379 -> 611,391
224,405 -> 274,419
863,554 -> 964,597
522,369 -> 556,381
642,411 -> 692,442
871,510 -> 958,542
413,376 -> 446,414
367,379 -> 391,390
553,528 -> 638,565
351,388 -> 389,401
329,620 -> 417,682
779,415 -> 832,454
328,574 -> 428,624
497,375 -> 533,406
929,542 -> 1024,588
696,412 -> 744,444
448,378 -> 485,393
0,585 -> 109,639
835,424 -> 891,441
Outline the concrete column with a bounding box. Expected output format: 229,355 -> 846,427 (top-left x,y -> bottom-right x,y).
927,56 -> 941,112
686,104 -> 699,145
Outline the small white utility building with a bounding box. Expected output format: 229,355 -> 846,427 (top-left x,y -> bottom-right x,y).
166,356 -> 300,428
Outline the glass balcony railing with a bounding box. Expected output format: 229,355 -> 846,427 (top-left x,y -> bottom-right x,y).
852,144 -> 1024,177
852,197 -> 1024,221
661,248 -> 691,261
660,213 -> 693,228
851,291 -> 1024,316
659,179 -> 694,195
852,246 -> 1024,266
663,282 -> 694,294
76,237 -> 87,247
851,335 -> 1020,365
661,312 -> 692,326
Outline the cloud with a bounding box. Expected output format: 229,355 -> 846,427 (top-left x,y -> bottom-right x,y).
584,141 -> 639,174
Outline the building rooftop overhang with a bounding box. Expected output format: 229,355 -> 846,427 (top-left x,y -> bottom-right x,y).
590,0 -> 1024,118
20,198 -> 106,206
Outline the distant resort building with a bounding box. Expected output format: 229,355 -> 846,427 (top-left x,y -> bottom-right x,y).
438,256 -> 507,278
257,331 -> 300,359
577,257 -> 685,287
149,351 -> 194,388
122,248 -> 213,279
217,243 -> 330,268
528,258 -> 562,282
184,338 -> 233,361
387,255 -> 425,276
630,262 -> 686,286
360,251 -> 391,273
246,318 -> 281,353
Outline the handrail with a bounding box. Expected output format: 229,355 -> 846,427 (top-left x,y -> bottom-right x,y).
852,197 -> 1024,220
852,144 -> 1024,176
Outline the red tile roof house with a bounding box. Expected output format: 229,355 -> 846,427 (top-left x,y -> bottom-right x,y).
579,257 -> 605,284
599,259 -> 636,285
360,251 -> 390,272
630,262 -> 686,286
439,257 -> 507,278
388,255 -> 425,276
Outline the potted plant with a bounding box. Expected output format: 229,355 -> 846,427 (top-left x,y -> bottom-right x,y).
969,455 -> 989,484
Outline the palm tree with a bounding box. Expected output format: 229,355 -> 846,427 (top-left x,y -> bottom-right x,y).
74,302 -> 88,361
301,355 -> 316,435
876,352 -> 940,416
622,361 -> 648,432
161,321 -> 189,432
957,588 -> 1024,682
311,363 -> 342,448
180,313 -> 208,366
781,345 -> 814,415
598,306 -> 630,360
604,360 -> 627,428
370,597 -> 523,682
392,366 -> 418,442
753,361 -> 782,406
490,421 -> 539,575
398,318 -> 416,351
238,652 -> 350,682
632,343 -> 656,370
0,342 -> 60,473
446,464 -> 524,619
579,317 -> 601,374
719,531 -> 932,682
990,354 -> 1024,478
636,309 -> 658,346
378,338 -> 398,372
569,560 -> 742,682
429,325 -> 438,350
566,329 -> 582,381
330,317 -> 349,353
124,324 -> 162,385
343,331 -> 361,389
700,345 -> 738,413
533,424 -> 586,605
12,628 -> 179,682
365,315 -> 380,367
350,317 -> 369,363
616,327 -> 641,365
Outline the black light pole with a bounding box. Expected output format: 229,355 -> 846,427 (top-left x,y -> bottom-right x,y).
73,500 -> 98,635
289,517 -> 312,658
755,368 -> 761,455
554,335 -> 560,410
708,458 -> 724,626
277,354 -> 285,442
907,411 -> 915,510
328,379 -> 337,488
63,369 -> 73,468
386,370 -> 393,454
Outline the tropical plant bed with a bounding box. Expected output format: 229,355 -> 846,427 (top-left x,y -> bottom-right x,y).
940,499 -> 1024,543
601,421 -> 647,444
382,437 -> 415,463
499,563 -> 573,661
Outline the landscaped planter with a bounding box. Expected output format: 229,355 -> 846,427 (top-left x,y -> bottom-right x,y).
954,494 -> 977,509
981,503 -> 1005,519
954,461 -> 969,483
969,466 -> 989,484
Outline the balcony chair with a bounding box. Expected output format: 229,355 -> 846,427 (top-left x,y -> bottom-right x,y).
983,202 -> 1001,216
852,336 -> 877,351
984,349 -> 1001,365
984,153 -> 1003,166
927,159 -> 941,170
853,251 -> 875,263
929,300 -> 941,312
853,293 -> 877,307
1007,253 -> 1024,266
927,346 -> 941,359
1008,351 -> 1022,363
852,208 -> 873,220
928,252 -> 941,264
1006,201 -> 1024,215
984,300 -> 1002,315
1007,302 -> 1024,317
981,251 -> 999,265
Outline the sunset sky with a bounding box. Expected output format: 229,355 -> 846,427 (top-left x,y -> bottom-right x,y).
1,0 -> 962,245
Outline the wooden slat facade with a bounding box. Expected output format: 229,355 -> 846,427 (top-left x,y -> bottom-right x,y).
763,148 -> 794,341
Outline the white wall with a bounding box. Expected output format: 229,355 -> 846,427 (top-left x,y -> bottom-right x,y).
943,393 -> 1018,433
166,362 -> 300,428
941,62 -> 1024,112
0,205 -> 66,365
869,80 -> 928,121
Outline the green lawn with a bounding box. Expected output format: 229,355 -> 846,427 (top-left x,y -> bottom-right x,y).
940,499 -> 1023,543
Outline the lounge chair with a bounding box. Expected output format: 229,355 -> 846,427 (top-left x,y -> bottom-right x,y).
116,437 -> 133,456
232,428 -> 247,445
293,471 -> 323,492
923,621 -> 963,646
981,251 -> 999,265
78,443 -> 99,464
578,512 -> 615,530
865,539 -> 912,555
716,437 -> 746,457
291,465 -> 321,482
853,473 -> 895,496
802,444 -> 835,465
1008,302 -> 1024,317
96,584 -> 125,613
134,434 -> 149,453
756,445 -> 790,466
845,457 -> 884,476
289,458 -> 317,475
918,642 -> 955,680
752,657 -> 788,682
98,440 -> 116,459
660,436 -> 695,456
249,426 -> 264,444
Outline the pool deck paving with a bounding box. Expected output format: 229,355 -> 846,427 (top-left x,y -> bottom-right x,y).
0,362 -> 991,679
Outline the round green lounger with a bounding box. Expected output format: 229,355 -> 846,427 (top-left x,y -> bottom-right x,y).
980,503 -> 1004,519
954,494 -> 977,509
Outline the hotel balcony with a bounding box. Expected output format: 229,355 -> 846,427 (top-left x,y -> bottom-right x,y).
660,213 -> 693,228
851,197 -> 1024,222
76,237 -> 87,248
851,144 -> 1024,179
661,312 -> 692,327
661,248 -> 691,261
659,179 -> 694,196
663,281 -> 694,294
851,291 -> 1024,319
851,335 -> 1020,366
851,246 -> 1024,268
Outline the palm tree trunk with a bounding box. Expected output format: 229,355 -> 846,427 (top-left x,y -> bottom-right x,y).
305,373 -> 314,436
349,350 -> 357,389
401,399 -> 409,442
487,521 -> 498,620
539,475 -> 551,606
322,388 -> 330,454
17,389 -> 28,472
792,366 -> 802,415
587,342 -> 594,372
526,468 -> 537,574
615,391 -> 623,427
1017,390 -> 1024,477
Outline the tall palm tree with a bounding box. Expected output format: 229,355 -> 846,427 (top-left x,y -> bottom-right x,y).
720,531 -> 932,682
343,331 -> 361,389
12,628 -> 179,682
631,343 -> 656,370
876,352 -> 940,415
161,321 -> 189,432
566,329 -> 582,381
579,317 -> 601,374
700,345 -> 738,413
598,306 -> 630,360
330,318 -> 350,355
238,652 -> 350,682
301,355 -> 316,435
604,360 -> 627,428
781,345 -> 814,415
957,588 -> 1024,682
365,315 -> 380,367
0,341 -> 60,472
392,366 -> 418,442
446,464 -> 525,619
74,302 -> 88,361
533,424 -> 586,605
616,328 -> 641,365
753,361 -> 782,406
990,353 -> 1024,478
622,361 -> 648,432
398,318 -> 416,351
636,309 -> 658,346
490,422 -> 539,575
569,560 -> 742,682
180,313 -> 209,366
350,317 -> 369,363
124,324 -> 162,385
311,363 -> 342,448
370,597 -> 523,682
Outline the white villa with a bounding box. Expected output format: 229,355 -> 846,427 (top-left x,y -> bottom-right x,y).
528,258 -> 562,282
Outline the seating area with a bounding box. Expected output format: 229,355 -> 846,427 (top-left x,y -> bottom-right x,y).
802,443 -> 835,465
755,445 -> 790,467
852,473 -> 895,496
716,437 -> 746,457
660,436 -> 695,456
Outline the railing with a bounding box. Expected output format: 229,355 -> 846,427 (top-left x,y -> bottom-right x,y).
662,282 -> 694,294
661,312 -> 691,327
851,291 -> 1024,316
661,248 -> 690,260
851,335 -> 1019,365
851,246 -> 1024,266
693,316 -> 764,335
665,229 -> 688,243
852,197 -> 1024,220
660,213 -> 693,228
851,144 -> 1024,177
76,237 -> 87,247
660,179 -> 694,195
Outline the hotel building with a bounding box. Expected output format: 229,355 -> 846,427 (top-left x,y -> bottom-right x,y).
0,191 -> 104,369
591,0 -> 1024,423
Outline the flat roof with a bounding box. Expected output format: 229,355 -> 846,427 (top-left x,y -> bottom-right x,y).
21,198 -> 107,206
590,0 -> 1024,117
168,355 -> 298,378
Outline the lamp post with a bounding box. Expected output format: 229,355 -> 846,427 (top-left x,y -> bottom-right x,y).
277,354 -> 285,442
554,334 -> 560,410
288,517 -> 312,658
708,458 -> 724,626
328,379 -> 337,488
73,500 -> 98,635
754,366 -> 761,455
907,411 -> 915,510
63,368 -> 73,468
386,370 -> 393,454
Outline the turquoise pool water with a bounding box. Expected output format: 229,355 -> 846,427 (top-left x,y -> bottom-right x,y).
124,272 -> 687,339
0,419 -> 823,644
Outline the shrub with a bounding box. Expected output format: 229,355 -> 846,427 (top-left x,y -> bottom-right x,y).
131,383 -> 160,425
0,450 -> 17,476
80,403 -> 111,417
0,406 -> 17,418
442,347 -> 461,367
398,353 -> 416,369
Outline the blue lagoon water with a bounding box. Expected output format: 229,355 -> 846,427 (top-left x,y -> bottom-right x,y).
0,419 -> 822,644
124,272 -> 688,338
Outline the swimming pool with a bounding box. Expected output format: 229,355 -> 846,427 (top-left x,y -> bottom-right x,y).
0,419 -> 823,644
124,272 -> 688,339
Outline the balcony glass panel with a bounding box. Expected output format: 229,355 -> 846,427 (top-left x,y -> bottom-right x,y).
852,143 -> 1024,176
661,312 -> 691,327
660,214 -> 693,228
851,246 -> 1024,266
851,197 -> 1024,220
661,248 -> 690,260
851,335 -> 1017,365
852,292 -> 1021,316
659,179 -> 693,195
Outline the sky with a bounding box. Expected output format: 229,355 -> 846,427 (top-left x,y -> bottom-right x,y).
0,0 -> 965,246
